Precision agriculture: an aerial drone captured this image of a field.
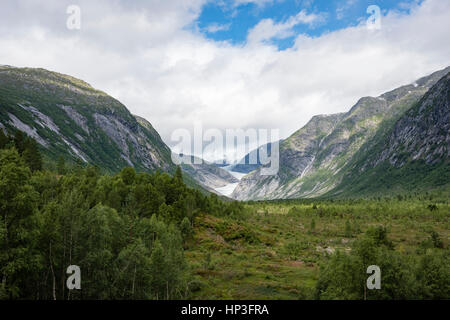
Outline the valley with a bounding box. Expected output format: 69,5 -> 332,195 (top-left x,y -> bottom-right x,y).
0,65 -> 448,300
186,195 -> 449,299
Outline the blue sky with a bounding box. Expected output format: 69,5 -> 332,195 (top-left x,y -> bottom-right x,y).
196,0 -> 423,49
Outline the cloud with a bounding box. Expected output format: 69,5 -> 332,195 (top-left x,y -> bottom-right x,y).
336,0 -> 357,20
0,0 -> 448,161
247,10 -> 325,44
205,23 -> 231,33
233,0 -> 275,8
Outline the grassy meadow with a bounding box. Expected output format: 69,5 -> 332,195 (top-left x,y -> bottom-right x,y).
186,195 -> 450,299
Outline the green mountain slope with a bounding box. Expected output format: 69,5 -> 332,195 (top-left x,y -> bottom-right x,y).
0,65 -> 173,173
0,65 -> 239,195
232,66 -> 450,200
327,70 -> 450,197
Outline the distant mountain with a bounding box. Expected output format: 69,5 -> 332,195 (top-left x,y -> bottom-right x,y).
0,66 -> 173,173
232,66 -> 450,200
179,154 -> 238,191
229,141 -> 277,174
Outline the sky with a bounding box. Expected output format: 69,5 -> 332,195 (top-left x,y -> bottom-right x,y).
0,0 -> 449,162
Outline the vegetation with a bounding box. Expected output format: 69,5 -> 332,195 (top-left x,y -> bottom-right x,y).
0,133 -> 448,300
0,133 -> 242,299
0,66 -> 173,173
186,199 -> 449,299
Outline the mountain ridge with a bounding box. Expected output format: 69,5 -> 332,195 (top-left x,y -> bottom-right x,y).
232,66 -> 450,200
0,65 -> 174,172
0,65 -> 243,195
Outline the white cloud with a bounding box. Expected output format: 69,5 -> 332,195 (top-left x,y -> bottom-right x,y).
233,0 -> 275,8
336,0 -> 357,20
205,23 -> 231,33
247,10 -> 325,44
0,0 -> 449,162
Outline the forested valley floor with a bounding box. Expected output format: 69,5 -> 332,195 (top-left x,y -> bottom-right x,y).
1,131 -> 448,300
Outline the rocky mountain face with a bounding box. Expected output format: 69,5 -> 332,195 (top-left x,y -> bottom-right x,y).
328,70 -> 450,197
180,155 -> 238,191
229,142 -> 275,174
0,66 -> 174,172
368,72 -> 449,168
0,65 -> 243,193
232,67 -> 450,200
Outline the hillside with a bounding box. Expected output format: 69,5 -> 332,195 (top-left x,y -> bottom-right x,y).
232,66 -> 450,200
327,70 -> 450,197
180,155 -> 238,190
0,66 -> 173,173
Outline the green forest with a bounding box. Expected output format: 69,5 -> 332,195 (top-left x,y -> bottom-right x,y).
0,131 -> 448,300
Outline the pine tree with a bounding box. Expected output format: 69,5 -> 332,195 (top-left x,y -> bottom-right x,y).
13,130 -> 25,154
174,166 -> 183,183
23,138 -> 42,172
0,130 -> 8,149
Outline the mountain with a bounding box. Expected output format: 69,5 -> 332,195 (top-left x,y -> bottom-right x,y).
232,66 -> 450,200
179,155 -> 238,191
328,70 -> 450,197
0,65 -> 174,173
229,141 -> 276,174
0,65 -> 240,194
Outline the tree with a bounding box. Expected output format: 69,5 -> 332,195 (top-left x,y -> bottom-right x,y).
0,130 -> 8,149
74,205 -> 121,299
120,167 -> 136,186
416,250 -> 450,299
180,217 -> 193,243
149,240 -> 166,299
57,156 -> 66,175
430,231 -> 444,249
23,138 -> 42,172
0,148 -> 39,298
115,239 -> 152,299
13,130 -> 25,154
174,166 -> 183,183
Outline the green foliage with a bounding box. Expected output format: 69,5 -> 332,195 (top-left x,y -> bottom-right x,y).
0,67 -> 175,174
365,226 -> 394,249
0,136 -> 448,300
22,138 -> 42,172
416,250 -> 450,299
180,217 -> 193,243
0,147 -> 39,298
0,142 -> 233,300
315,227 -> 448,300
57,156 -> 66,175
344,220 -> 352,238
429,230 -> 444,249
310,218 -> 316,234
